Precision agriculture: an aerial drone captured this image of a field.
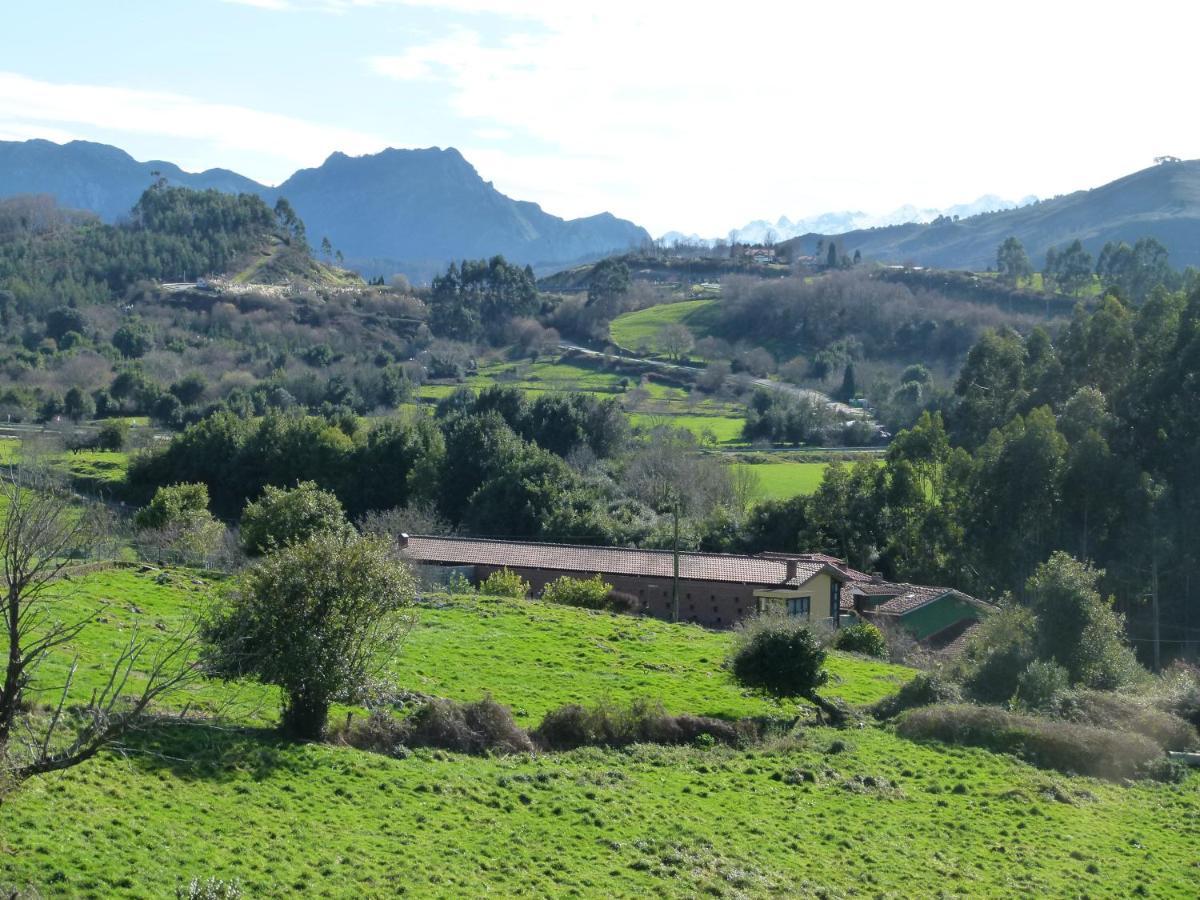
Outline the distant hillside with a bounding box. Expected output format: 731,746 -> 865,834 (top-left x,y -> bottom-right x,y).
0,139 -> 262,222
0,139 -> 650,282
780,160 -> 1200,270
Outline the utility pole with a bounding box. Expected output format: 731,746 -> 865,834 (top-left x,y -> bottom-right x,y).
1151,554 -> 1161,674
671,496 -> 680,624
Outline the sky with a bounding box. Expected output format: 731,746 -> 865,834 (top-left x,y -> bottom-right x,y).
2,0 -> 1198,236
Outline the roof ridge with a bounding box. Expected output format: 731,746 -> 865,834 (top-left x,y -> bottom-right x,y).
407,534 -> 802,564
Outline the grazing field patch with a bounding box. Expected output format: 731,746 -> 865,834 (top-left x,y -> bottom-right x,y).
610,299 -> 721,354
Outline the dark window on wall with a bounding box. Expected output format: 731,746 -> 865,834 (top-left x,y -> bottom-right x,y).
786,596 -> 811,617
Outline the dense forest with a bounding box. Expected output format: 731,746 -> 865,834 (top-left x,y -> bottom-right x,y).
734,288 -> 1200,664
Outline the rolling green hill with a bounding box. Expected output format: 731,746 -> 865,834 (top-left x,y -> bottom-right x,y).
782,159 -> 1200,269
2,565 -> 1197,897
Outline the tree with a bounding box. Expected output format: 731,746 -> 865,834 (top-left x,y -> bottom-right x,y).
96,418 -> 130,451
996,237 -> 1032,287
63,387 -> 94,422
658,323 -> 694,361
826,243 -> 838,268
0,466 -> 196,782
586,258 -> 631,319
730,616 -> 844,723
1026,552 -> 1141,689
239,481 -> 352,555
112,319 -> 152,359
134,483 -> 224,564
1047,239 -> 1094,295
838,362 -> 857,401
202,532 -> 416,739
626,429 -> 735,620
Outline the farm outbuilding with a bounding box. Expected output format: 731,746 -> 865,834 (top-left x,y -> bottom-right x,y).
400,535 -> 988,644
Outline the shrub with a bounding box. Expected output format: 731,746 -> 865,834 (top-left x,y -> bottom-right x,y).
955,604 -> 1036,704
239,481 -> 351,555
896,703 -> 1162,780
1057,690 -> 1197,751
1027,552 -> 1142,690
541,574 -> 613,610
479,568 -> 529,599
1153,662 -> 1200,729
532,699 -> 748,751
729,615 -> 843,722
871,671 -> 962,720
833,622 -> 887,658
405,697 -> 534,755
1012,660 -> 1070,713
338,708 -> 411,756
96,418 -> 130,451
606,590 -> 639,613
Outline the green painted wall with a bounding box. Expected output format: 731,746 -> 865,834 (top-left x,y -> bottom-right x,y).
900,595 -> 981,640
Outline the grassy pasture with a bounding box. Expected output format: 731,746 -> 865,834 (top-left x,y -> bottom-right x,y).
2,565 -> 1197,897
732,461 -> 829,499
609,299 -> 721,355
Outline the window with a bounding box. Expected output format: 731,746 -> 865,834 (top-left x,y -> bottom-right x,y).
786,596 -> 811,617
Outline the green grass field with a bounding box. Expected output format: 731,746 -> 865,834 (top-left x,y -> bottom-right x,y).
629,412 -> 746,445
413,352 -> 752,444
610,300 -> 721,355
5,566 -> 1196,897
0,438 -> 130,489
731,459 -> 886,500
732,462 -> 829,499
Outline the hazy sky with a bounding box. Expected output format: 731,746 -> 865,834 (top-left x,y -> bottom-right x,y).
2,0 -> 1197,235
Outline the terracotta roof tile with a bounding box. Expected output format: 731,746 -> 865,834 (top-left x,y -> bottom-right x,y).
403,536 -> 836,588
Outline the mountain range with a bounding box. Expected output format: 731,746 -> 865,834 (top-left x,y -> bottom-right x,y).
4,139 -> 1200,276
780,160 -> 1200,270
0,139 -> 650,281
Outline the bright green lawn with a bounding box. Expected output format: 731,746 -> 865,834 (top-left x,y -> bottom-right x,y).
629,412 -> 745,444
732,459 -> 886,500
393,593 -> 912,721
733,462 -> 829,499
4,566 -> 1197,897
610,300 -> 721,355
35,568 -> 910,723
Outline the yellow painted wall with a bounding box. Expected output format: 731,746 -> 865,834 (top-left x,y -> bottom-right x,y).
754,572 -> 838,621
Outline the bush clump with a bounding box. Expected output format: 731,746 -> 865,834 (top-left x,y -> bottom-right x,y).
479,568 -> 530,598
896,703 -> 1162,780
541,574 -> 614,610
729,615 -> 845,723
871,671 -> 962,720
405,696 -> 535,755
1154,662 -> 1200,728
533,699 -> 748,751
832,622 -> 888,658
1057,690 -> 1198,751
342,697 -> 534,756
1012,660 -> 1071,713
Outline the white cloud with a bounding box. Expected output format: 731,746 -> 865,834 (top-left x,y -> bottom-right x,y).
365,0 -> 1200,234
0,72 -> 387,183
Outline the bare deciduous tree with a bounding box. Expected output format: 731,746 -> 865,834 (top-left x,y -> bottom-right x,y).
0,466 -> 198,785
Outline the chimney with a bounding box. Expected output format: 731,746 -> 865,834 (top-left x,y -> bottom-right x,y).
785,558 -> 798,582
397,533 -> 410,549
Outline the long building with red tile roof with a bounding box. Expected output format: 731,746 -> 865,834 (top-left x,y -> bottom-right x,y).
400,534 -> 988,645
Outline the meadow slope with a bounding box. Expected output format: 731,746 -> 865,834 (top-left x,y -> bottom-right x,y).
1,566 -> 1197,898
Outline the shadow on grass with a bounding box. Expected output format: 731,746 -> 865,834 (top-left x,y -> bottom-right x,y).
117,720 -> 324,783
